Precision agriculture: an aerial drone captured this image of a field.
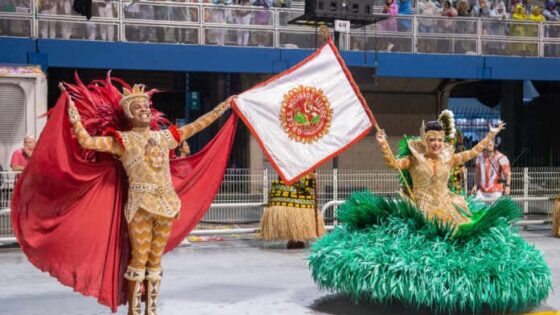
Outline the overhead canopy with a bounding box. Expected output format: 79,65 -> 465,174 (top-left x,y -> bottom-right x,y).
448,98 -> 500,119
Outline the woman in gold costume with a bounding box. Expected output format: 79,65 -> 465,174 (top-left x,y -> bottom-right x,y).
375,120 -> 505,227
309,119 -> 551,314
376,121 -> 505,225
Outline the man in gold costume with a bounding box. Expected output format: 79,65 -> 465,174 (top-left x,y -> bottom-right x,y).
375,120 -> 505,226
65,84 -> 231,315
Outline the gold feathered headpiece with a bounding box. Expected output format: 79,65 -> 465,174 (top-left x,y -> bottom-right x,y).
119,84 -> 149,118
420,120 -> 445,142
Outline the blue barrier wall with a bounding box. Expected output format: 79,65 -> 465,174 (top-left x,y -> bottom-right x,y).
0,38 -> 36,64
1,38 -> 560,81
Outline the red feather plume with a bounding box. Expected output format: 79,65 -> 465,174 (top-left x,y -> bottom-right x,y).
60,72 -> 171,160
61,71 -> 171,135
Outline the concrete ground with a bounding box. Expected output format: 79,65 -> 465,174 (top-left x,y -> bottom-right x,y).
0,227 -> 558,315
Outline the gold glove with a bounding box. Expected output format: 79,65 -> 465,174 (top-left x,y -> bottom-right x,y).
68,103 -> 81,125
379,140 -> 399,170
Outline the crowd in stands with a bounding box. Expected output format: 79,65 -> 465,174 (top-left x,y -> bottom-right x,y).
370,0 -> 560,54
380,0 -> 560,23
2,0 -> 560,47
32,0 -> 287,45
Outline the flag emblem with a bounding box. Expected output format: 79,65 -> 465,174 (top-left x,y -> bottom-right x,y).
280,85 -> 333,144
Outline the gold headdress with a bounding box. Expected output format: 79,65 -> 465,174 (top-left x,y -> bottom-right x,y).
119,84 -> 149,118
424,130 -> 445,140
420,120 -> 445,142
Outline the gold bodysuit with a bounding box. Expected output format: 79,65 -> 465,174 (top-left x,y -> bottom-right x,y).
70,101 -> 229,223
379,130 -> 496,226
406,140 -> 470,225
117,129 -> 179,222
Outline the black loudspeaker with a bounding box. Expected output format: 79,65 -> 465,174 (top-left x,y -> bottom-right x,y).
306,0 -> 374,20
291,0 -> 380,27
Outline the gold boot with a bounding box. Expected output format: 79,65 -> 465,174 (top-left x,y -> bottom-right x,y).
145,268 -> 163,315
127,280 -> 143,315
124,267 -> 145,315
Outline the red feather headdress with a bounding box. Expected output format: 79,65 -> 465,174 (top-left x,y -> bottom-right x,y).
59,72 -> 171,159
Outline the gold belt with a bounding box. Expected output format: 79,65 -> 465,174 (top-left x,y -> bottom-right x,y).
129,182 -> 174,196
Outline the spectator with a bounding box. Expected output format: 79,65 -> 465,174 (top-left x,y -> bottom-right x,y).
398,0 -> 411,15
98,0 -> 115,41
378,0 -> 398,40
140,3 -> 155,42
39,0 -> 57,38
512,3 -> 527,20
155,0 -> 173,42
377,0 -> 399,51
124,1 -> 153,42
417,0 -> 439,52
398,0 -> 412,31
527,5 -> 545,54
10,135 -> 35,171
382,0 -> 399,22
528,5 -> 545,23
511,3 -> 528,54
543,0 -> 560,55
418,0 -> 439,30
395,0 -> 412,51
543,1 -> 560,21
457,0 -> 471,16
234,0 -> 253,46
442,0 -> 458,16
471,139 -> 511,200
456,0 -> 476,53
440,0 -> 458,35
124,2 -> 141,41
252,0 -> 272,46
174,0 -> 193,43
488,1 -> 508,52
206,0 -> 233,45
471,0 -> 491,17
86,21 -> 96,40
490,1 -> 509,21
59,0 -> 73,39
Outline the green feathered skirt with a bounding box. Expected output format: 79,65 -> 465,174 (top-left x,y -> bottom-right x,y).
308,192 -> 551,314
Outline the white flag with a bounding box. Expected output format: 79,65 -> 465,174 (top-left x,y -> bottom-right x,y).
233,40 -> 376,184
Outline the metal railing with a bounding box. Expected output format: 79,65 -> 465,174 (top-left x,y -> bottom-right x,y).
1,167 -> 558,243
321,196 -> 555,226
2,0 -> 560,57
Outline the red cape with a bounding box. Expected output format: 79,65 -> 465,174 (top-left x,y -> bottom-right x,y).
11,96 -> 237,312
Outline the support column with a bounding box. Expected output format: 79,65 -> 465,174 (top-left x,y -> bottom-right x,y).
184,72 -> 190,123
500,80 -> 523,160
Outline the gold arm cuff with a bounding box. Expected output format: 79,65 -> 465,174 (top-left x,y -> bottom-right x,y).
68,106 -> 81,124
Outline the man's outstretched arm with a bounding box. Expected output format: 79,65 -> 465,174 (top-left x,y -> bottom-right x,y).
63,85 -> 123,156
178,97 -> 232,142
